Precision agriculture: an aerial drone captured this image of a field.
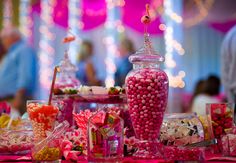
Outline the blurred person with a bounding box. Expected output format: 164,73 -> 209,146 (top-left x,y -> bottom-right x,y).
0,27 -> 37,116
114,38 -> 135,86
76,40 -> 100,85
221,25 -> 236,103
0,40 -> 6,64
189,79 -> 206,109
191,75 -> 221,116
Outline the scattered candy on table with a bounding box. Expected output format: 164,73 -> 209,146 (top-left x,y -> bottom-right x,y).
164,146 -> 205,161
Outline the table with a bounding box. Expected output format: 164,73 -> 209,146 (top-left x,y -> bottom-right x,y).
1,154 -> 236,163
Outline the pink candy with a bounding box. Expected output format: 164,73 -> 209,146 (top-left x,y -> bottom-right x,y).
126,68 -> 168,158
164,146 -> 205,161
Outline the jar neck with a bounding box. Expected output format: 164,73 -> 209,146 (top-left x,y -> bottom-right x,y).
133,63 -> 160,69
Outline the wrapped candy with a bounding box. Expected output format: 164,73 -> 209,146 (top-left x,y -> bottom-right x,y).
0,129 -> 33,154
222,126 -> 236,157
206,103 -> 234,153
160,113 -> 204,146
87,106 -> 124,162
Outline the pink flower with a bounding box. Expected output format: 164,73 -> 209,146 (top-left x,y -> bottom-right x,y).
0,101 -> 11,114
61,140 -> 73,151
63,150 -> 80,161
124,136 -> 138,147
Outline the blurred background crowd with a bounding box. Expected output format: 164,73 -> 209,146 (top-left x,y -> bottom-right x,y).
0,0 -> 236,116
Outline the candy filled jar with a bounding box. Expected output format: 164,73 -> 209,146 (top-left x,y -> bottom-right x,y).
87,104 -> 124,162
53,51 -> 81,126
125,33 -> 169,159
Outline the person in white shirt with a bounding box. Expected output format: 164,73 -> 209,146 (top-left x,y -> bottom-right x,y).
221,25 -> 236,103
192,75 -> 221,116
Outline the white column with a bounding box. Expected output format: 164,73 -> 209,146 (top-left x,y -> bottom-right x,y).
164,0 -> 185,112
68,0 -> 82,64
104,0 -> 122,87
38,0 -> 56,99
19,0 -> 33,43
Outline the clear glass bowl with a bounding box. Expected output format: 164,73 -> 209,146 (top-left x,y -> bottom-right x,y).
0,129 -> 33,155
160,113 -> 205,146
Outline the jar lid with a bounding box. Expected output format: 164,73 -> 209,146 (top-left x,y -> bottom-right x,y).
129,33 -> 165,64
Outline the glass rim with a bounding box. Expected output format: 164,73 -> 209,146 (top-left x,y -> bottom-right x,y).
206,103 -> 235,105
26,100 -> 47,105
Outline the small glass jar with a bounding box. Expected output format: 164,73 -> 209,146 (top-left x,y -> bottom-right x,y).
53,52 -> 81,126
55,51 -> 80,90
206,103 -> 234,153
222,133 -> 236,157
125,34 -> 169,159
27,100 -> 59,142
87,104 -> 124,162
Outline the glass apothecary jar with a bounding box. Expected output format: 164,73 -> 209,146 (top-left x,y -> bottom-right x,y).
125,34 -> 169,159
53,52 -> 81,126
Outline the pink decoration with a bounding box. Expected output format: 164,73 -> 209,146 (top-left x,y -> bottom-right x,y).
122,0 -> 163,35
82,0 -> 107,31
124,136 -> 138,147
31,0 -> 236,34
209,20 -> 236,33
73,109 -> 95,137
60,128 -> 86,161
0,101 -> 11,115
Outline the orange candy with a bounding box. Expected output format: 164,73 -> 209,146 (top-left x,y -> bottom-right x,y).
62,36 -> 76,43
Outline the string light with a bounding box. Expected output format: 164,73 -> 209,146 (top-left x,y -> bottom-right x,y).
184,0 -> 214,27
68,0 -> 82,64
38,0 -> 56,98
3,0 -> 12,28
104,0 -> 121,87
19,0 -> 33,42
164,0 -> 185,88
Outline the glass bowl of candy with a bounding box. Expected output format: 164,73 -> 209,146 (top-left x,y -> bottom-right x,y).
0,129 -> 33,155
160,113 -> 205,146
31,121 -> 69,162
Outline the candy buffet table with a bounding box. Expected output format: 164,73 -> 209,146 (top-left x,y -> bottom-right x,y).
1,154 -> 236,163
